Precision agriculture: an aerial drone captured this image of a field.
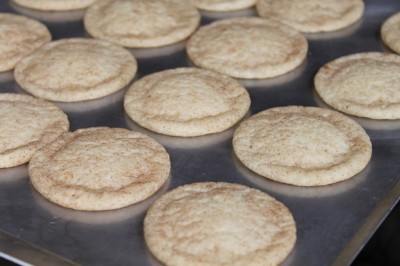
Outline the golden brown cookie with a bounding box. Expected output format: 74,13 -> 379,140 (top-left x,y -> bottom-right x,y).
0,13 -> 50,72
144,182 -> 296,266
315,52 -> 400,119
256,0 -> 365,33
29,127 -> 171,211
0,93 -> 69,168
124,68 -> 250,137
186,17 -> 308,79
14,38 -> 137,102
84,0 -> 200,48
233,106 -> 372,186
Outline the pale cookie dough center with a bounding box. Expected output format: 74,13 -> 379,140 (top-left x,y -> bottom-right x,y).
23,45 -> 122,90
328,61 -> 400,105
0,102 -> 52,152
250,114 -> 350,169
49,138 -> 153,190
162,190 -> 278,262
100,1 -> 186,37
140,76 -> 231,121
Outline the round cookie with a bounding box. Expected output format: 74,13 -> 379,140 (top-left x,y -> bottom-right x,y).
14,38 -> 137,102
256,0 -> 365,33
315,52 -> 400,119
233,106 -> 372,186
124,68 -> 250,137
12,0 -> 98,11
193,0 -> 257,12
186,17 -> 308,79
84,0 -> 200,48
0,13 -> 50,72
29,127 -> 170,211
144,182 -> 296,266
381,12 -> 400,54
0,93 -> 69,168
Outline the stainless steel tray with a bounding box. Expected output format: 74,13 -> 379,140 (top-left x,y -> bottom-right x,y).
1,0 -> 400,265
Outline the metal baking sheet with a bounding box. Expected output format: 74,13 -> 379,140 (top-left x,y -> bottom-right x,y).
1,0 -> 400,265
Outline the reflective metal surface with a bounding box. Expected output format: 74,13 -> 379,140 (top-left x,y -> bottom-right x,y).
0,230 -> 78,266
1,0 -> 400,265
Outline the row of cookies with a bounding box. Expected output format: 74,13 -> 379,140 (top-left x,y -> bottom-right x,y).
1,94 -> 373,266
3,0 -> 363,67
1,37 -> 378,264
0,88 -> 295,266
4,10 -> 399,122
2,92 -> 371,265
1,1 -> 398,266
0,22 -> 374,263
0,7 -> 300,265
4,0 -> 400,86
9,0 -> 364,34
79,0 -> 361,80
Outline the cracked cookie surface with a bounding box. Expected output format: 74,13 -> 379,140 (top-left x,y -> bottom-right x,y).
144,182 -> 296,266
233,106 -> 371,186
124,68 -> 250,136
29,127 -> 170,210
0,93 -> 69,168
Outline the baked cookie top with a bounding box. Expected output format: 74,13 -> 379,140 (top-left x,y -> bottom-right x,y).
144,182 -> 296,266
0,13 -> 51,72
0,93 -> 69,168
233,106 -> 372,186
315,52 -> 400,119
186,17 -> 308,79
256,0 -> 365,33
14,38 -> 137,102
29,127 -> 170,211
124,67 -> 250,137
84,0 -> 200,48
